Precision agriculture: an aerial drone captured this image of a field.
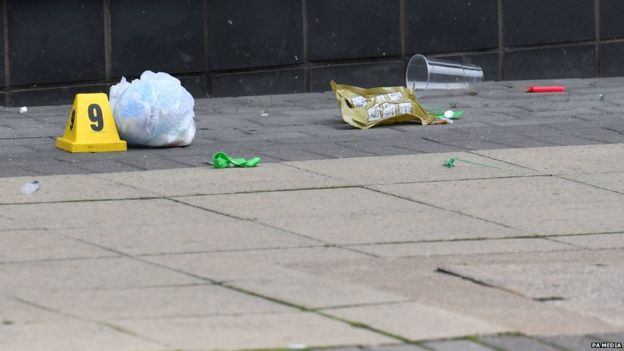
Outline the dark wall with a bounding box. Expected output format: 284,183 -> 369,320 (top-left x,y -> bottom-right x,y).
0,0 -> 622,106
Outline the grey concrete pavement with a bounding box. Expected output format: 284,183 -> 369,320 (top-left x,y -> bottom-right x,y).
1,145 -> 624,350
1,78 -> 624,350
1,77 -> 624,177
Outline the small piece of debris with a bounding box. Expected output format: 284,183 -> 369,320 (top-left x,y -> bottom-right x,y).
287,344 -> 307,350
599,94 -> 605,101
19,106 -> 27,114
260,112 -> 269,117
20,180 -> 40,195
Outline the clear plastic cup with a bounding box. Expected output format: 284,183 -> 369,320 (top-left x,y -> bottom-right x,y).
406,54 -> 484,98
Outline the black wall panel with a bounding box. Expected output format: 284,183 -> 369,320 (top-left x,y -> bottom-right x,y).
211,68 -> 305,97
0,5 -> 4,88
307,0 -> 401,61
111,0 -> 205,77
503,0 -> 595,47
505,46 -> 595,80
2,0 -> 624,106
407,0 -> 498,54
601,0 -> 624,39
601,43 -> 624,77
433,53 -> 500,82
209,0 -> 303,71
309,61 -> 404,92
9,0 -> 105,86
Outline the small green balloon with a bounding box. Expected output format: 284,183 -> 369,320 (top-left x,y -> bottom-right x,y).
212,151 -> 262,169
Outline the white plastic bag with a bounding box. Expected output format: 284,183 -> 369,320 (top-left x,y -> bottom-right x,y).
109,71 -> 196,147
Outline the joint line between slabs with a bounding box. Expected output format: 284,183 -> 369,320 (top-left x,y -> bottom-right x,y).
0,196 -> 164,207
420,136 -> 516,151
46,206 -> 411,341
342,233 -> 572,248
468,151 -> 624,196
172,184 -> 361,197
541,237 -> 588,249
311,299 -> 413,312
557,174 -> 624,196
79,242 -> 411,344
364,186 -> 521,232
314,310 -> 413,343
165,197 -> 330,245
0,254 -> 121,266
133,244 -> 332,259
467,151 -> 549,173
7,295 -> 166,347
65,235 -> 223,286
435,268 -> 528,300
364,174 -> 549,187
165,198 -> 380,259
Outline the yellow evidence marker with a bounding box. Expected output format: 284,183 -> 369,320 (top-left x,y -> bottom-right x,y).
56,93 -> 127,153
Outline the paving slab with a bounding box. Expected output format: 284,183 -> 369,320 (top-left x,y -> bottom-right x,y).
59,216 -> 319,256
178,188 -> 522,245
292,253 -> 620,336
0,198 -> 226,232
0,174 -> 155,205
440,251 -> 624,327
229,269 -> 406,309
315,346 -> 365,351
477,335 -> 562,351
423,339 -> 497,351
362,344 -> 429,351
563,171 -> 624,194
113,312 -> 394,350
15,284 -> 292,320
97,164 -> 349,197
0,295 -> 64,324
327,302 -> 508,342
537,334 -> 607,351
0,257 -> 202,292
286,152 -> 538,186
145,246 -> 372,281
0,230 -> 116,263
145,248 -> 405,309
476,144 -> 624,175
0,319 -> 167,351
550,233 -> 624,249
348,238 -> 576,258
373,176 -> 624,235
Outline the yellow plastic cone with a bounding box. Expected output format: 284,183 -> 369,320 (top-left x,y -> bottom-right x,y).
56,93 -> 127,153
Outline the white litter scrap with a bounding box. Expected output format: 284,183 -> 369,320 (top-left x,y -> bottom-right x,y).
19,106 -> 28,114
287,344 -> 307,350
20,180 -> 40,195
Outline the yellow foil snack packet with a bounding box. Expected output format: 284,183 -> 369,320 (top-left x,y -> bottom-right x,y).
330,80 -> 434,129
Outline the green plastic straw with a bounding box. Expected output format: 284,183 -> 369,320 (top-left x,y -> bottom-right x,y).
444,157 -> 500,169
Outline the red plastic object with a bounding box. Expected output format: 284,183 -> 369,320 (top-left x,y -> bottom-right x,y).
527,85 -> 566,93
